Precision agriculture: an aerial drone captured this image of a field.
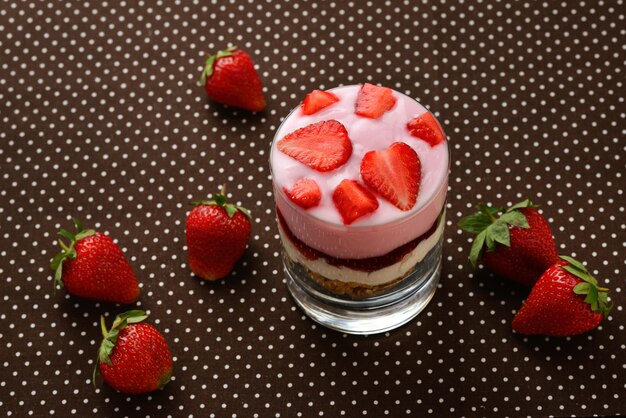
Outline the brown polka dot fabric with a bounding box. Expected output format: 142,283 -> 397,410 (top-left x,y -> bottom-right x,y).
1,1 -> 624,416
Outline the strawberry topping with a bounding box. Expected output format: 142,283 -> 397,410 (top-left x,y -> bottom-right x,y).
332,179 -> 379,225
406,112 -> 445,147
301,90 -> 340,115
354,83 -> 397,119
284,178 -> 322,209
360,142 -> 421,211
277,120 -> 352,172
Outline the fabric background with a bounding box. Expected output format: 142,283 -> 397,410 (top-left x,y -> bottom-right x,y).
1,1 -> 624,417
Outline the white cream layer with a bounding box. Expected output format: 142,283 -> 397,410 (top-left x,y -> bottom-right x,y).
280,211 -> 445,287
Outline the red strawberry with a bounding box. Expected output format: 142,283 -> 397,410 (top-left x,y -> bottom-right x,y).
332,179 -> 379,225
49,219 -> 140,304
354,83 -> 397,119
360,142 -> 421,211
96,310 -> 173,394
284,178 -> 322,209
406,112 -> 445,147
277,120 -> 352,172
301,89 -> 340,115
201,45 -> 266,112
458,199 -> 559,286
186,186 -> 251,280
512,256 -> 613,336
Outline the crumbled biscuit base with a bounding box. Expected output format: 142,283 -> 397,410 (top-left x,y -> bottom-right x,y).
286,255 -> 411,298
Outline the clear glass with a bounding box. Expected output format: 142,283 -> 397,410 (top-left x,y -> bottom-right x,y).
271,87 -> 449,334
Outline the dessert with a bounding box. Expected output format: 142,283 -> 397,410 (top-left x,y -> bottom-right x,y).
271,84 -> 449,301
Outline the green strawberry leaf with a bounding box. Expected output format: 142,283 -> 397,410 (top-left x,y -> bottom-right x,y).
236,205 -> 251,219
484,230 -> 495,252
225,204 -> 237,218
489,221 -> 511,248
559,255 -> 587,272
75,228 -> 96,241
498,211 -> 529,229
477,203 -> 502,218
201,55 -> 217,84
49,252 -> 66,271
584,285 -> 598,304
506,198 -> 539,213
53,263 -> 64,290
469,230 -> 487,267
561,264 -> 598,285
72,217 -> 84,232
122,310 -> 149,324
573,282 -> 590,295
58,229 -> 76,242
458,213 -> 493,234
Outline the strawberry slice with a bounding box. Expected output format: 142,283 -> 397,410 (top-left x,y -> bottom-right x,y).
332,179 -> 379,225
277,120 -> 352,172
301,90 -> 340,115
406,112 -> 445,147
360,142 -> 421,211
283,178 -> 322,209
354,83 -> 397,119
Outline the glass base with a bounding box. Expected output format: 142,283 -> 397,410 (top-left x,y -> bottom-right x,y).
284,242 -> 442,335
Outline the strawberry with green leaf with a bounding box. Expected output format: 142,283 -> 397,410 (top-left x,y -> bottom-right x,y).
50,219 -> 140,304
186,185 -> 252,280
458,199 -> 559,286
96,310 -> 173,394
512,256 -> 613,336
201,45 -> 266,112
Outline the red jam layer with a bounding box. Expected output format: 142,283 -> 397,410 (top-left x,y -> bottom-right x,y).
277,209 -> 440,272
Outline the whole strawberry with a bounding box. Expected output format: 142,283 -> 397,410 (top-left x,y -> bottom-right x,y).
49,219 -> 140,304
458,199 -> 559,286
186,186 -> 251,280
96,310 -> 173,394
201,45 -> 266,112
512,256 -> 613,336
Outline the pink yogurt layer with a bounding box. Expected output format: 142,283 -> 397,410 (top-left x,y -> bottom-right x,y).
271,85 -> 449,259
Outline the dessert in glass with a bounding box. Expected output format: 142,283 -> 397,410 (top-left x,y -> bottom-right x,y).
270,84 -> 449,334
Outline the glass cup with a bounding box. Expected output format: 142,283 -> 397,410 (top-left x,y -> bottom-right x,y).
270,85 -> 449,334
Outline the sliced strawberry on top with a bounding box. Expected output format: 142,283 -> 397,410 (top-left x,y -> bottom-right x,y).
354,83 -> 397,119
332,179 -> 379,225
406,112 -> 445,147
284,178 -> 322,209
360,142 -> 421,211
301,90 -> 340,115
277,120 -> 352,172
